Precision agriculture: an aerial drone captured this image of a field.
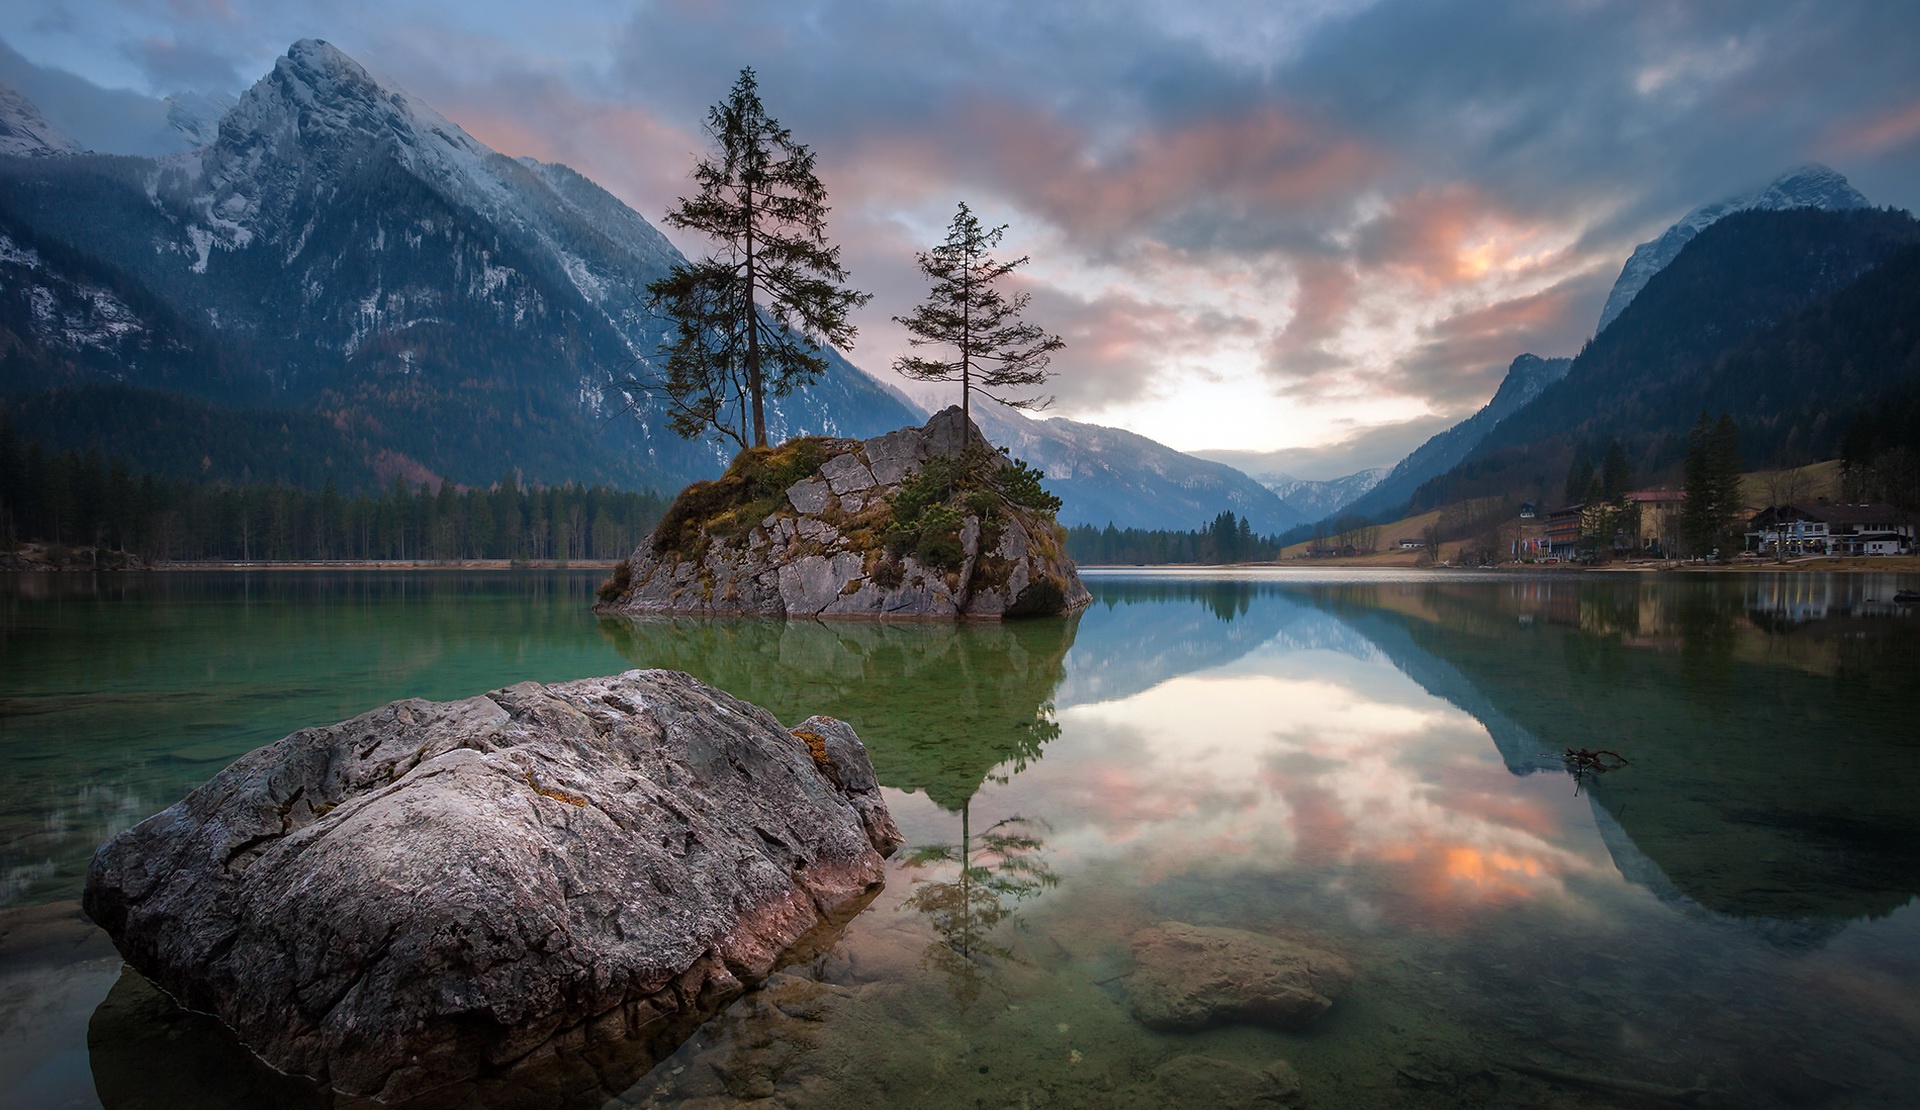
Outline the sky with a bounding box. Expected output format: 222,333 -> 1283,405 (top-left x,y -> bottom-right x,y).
5,1 -> 1920,479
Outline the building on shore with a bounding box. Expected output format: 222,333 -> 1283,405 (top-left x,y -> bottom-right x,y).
1745,502 -> 1915,556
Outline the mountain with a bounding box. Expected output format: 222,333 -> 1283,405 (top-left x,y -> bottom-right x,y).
1333,165 -> 1873,527
970,401 -> 1309,533
0,41 -> 919,493
1411,206 -> 1920,511
1596,164 -> 1869,334
0,80 -> 82,157
1336,353 -> 1571,522
1259,467 -> 1389,519
1183,451 -> 1388,519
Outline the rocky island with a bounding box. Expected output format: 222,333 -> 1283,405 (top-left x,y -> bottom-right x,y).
82,670 -> 903,1103
595,408 -> 1092,620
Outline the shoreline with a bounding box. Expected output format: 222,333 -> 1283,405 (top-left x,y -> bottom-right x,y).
1081,555 -> 1920,574
3,558 -> 625,572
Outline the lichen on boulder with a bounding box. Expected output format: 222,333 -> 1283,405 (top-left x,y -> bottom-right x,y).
596,407 -> 1092,620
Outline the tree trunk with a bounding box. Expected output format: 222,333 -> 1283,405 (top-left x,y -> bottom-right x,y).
960,247 -> 973,448
744,185 -> 766,448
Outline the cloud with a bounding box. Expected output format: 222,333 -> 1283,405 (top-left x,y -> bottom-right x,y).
1380,269 -> 1612,410
1196,415 -> 1460,482
8,0 -> 1920,469
121,37 -> 242,93
1821,99 -> 1920,161
0,36 -> 185,155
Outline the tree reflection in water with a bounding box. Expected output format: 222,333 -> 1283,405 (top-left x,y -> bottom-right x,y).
900,806 -> 1058,1008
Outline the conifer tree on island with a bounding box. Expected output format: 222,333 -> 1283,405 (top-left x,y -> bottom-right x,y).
894,202 -> 1065,444
644,68 -> 869,450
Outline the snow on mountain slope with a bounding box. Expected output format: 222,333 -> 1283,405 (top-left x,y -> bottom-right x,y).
1596,164 -> 1869,334
0,40 -> 919,490
971,401 -> 1307,533
0,80 -> 82,157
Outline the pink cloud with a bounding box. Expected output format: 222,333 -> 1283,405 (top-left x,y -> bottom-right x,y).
835,97 -> 1386,247
1820,99 -> 1920,159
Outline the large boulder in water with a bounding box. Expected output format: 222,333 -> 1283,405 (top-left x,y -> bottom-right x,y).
81,670 -> 903,1103
595,406 -> 1092,620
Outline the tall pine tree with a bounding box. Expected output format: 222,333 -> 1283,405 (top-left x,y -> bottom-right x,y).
645,68 -> 869,450
1681,413 -> 1746,558
894,203 -> 1064,442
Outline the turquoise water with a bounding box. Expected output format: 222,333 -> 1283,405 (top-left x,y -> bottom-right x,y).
3,568 -> 1919,1108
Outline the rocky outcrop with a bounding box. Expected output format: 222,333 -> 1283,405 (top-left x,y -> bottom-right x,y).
1124,922 -> 1353,1032
596,407 -> 1091,621
82,670 -> 903,1103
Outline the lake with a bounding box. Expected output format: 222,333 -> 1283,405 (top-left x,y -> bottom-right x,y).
3,567 -> 1918,1108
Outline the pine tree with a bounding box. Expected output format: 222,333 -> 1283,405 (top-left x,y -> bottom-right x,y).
645,68 -> 869,449
1564,457 -> 1595,505
1708,414 -> 1746,554
1681,413 -> 1746,558
1680,414 -> 1715,558
894,202 -> 1064,442
1600,440 -> 1632,504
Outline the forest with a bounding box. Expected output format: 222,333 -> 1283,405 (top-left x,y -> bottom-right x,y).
0,418 -> 668,563
1065,511 -> 1285,565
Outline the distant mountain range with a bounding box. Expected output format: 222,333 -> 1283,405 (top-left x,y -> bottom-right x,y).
0,44 -> 1336,534
972,402 -> 1310,533
0,41 -> 919,493
1336,353 -> 1570,523
5,50 -> 1907,536
1338,163 -> 1895,527
0,81 -> 80,157
1411,205 -> 1920,512
1184,450 -> 1389,520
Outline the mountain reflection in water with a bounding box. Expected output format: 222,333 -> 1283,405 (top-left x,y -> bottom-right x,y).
1317,574 -> 1920,929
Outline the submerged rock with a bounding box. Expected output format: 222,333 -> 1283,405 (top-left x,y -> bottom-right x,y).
595,407 -> 1092,621
1124,922 -> 1353,1032
82,670 -> 903,1103
1152,1054 -> 1304,1109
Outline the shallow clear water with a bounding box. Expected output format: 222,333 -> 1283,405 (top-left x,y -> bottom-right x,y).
4,567 -> 1919,1108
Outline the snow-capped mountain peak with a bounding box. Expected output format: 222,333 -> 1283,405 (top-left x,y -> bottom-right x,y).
196,39 -> 510,241
1596,163 -> 1870,334
0,80 -> 84,157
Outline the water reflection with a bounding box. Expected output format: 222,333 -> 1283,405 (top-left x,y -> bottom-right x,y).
1312,575 -> 1920,927
597,616 -> 1075,811
900,810 -> 1058,1007
6,570 -> 1920,1109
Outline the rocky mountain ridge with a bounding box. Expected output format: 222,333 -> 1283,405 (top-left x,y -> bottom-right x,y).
0,40 -> 918,492
971,401 -> 1308,533
0,80 -> 81,157
1337,353 -> 1572,523
1596,164 -> 1870,334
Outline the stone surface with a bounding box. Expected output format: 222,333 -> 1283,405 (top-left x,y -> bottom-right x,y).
1152,1054 -> 1304,1110
597,407 -> 1092,621
785,478 -> 830,515
82,670 -> 903,1103
1124,923 -> 1353,1032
